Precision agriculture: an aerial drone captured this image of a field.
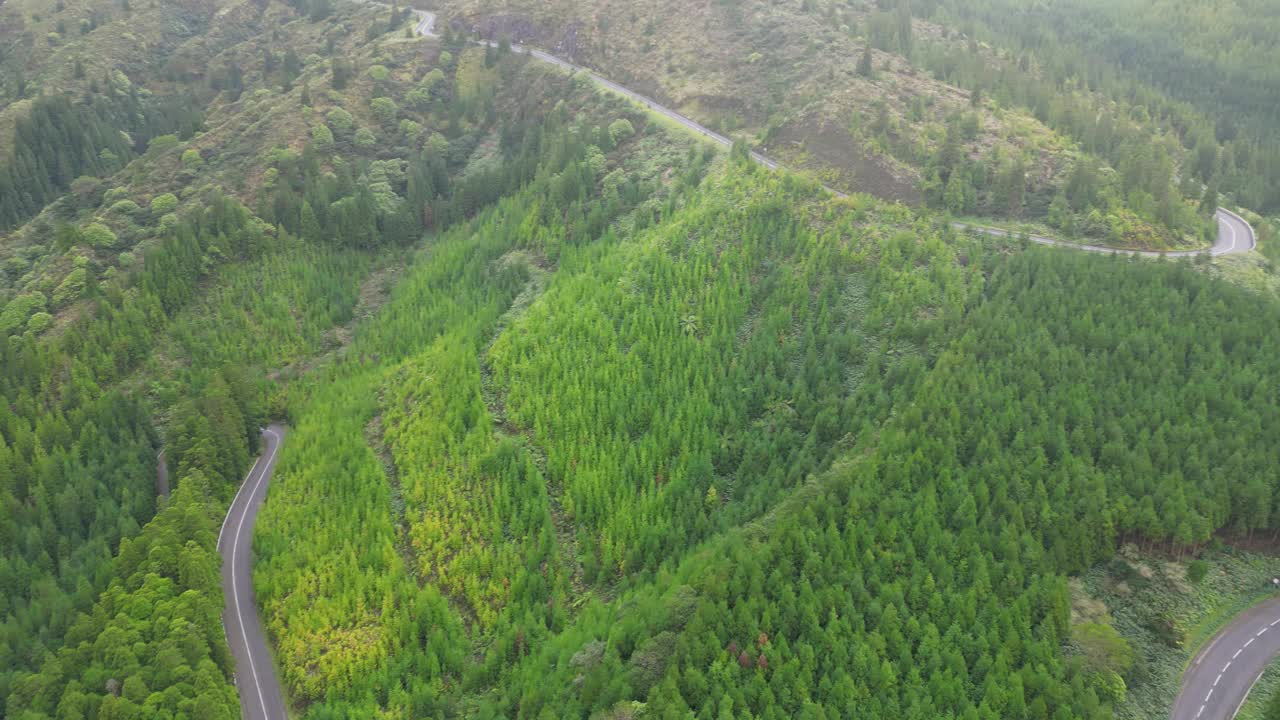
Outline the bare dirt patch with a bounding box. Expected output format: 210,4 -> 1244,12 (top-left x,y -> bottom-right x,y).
770,116 -> 921,204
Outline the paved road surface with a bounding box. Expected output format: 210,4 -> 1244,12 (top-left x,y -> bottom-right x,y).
1172,594 -> 1280,720
219,425 -> 287,720
956,208 -> 1255,257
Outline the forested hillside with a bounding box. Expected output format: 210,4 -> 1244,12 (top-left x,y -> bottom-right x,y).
489,247 -> 1280,719
433,0 -> 1233,251
931,0 -> 1280,214
3,0 -> 1280,718
245,134 -> 1280,717
1,0 -> 641,714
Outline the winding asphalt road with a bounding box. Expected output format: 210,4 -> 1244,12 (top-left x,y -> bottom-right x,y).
1173,594 -> 1280,720
219,424 -> 287,720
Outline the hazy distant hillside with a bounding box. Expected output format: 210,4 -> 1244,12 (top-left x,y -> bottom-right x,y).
432,0 -> 1233,251
931,0 -> 1280,213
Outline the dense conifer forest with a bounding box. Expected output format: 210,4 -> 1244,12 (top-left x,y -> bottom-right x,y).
928,0 -> 1280,214
1,0 -> 1279,718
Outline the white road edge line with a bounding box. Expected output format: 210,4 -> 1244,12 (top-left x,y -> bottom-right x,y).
1258,626 -> 1269,637
1214,674 -> 1221,687
1245,637 -> 1255,648
1234,648 -> 1243,659
1233,670 -> 1268,719
1224,661 -> 1232,673
227,428 -> 282,720
1199,632 -> 1228,666
1206,688 -> 1214,703
218,437 -> 271,551
1218,207 -> 1258,253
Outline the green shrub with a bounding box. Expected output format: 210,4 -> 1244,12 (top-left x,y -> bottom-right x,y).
425,132 -> 449,160
4,256 -> 29,279
26,311 -> 53,334
370,97 -> 398,124
82,223 -> 118,249
420,68 -> 445,89
52,267 -> 89,306
609,118 -> 636,144
1187,559 -> 1209,584
406,88 -> 431,110
1074,622 -> 1135,676
181,148 -> 204,168
110,199 -> 142,216
103,186 -> 130,205
326,107 -> 355,133
312,123 -> 335,149
369,64 -> 390,81
353,127 -> 377,151
0,292 -> 47,334
269,147 -> 300,166
399,119 -> 422,141
586,146 -> 607,178
149,193 -> 179,216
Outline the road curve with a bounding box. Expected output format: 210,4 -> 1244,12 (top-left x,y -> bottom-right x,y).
955,208 -> 1255,257
1172,594 -> 1280,720
218,424 -> 288,720
388,3 -> 1256,258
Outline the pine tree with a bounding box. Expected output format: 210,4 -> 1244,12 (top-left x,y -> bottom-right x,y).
895,0 -> 913,55
857,45 -> 874,77
300,200 -> 321,243
1200,179 -> 1219,215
